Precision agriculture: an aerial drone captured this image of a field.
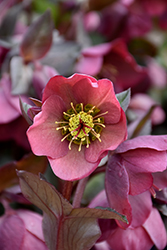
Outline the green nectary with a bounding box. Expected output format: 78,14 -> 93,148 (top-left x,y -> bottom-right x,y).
55,103 -> 107,151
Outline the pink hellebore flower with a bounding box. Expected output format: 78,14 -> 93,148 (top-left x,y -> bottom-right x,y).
27,74 -> 127,180
128,93 -> 166,126
0,209 -> 48,250
107,206 -> 167,250
89,190 -> 166,250
75,39 -> 147,92
105,135 -> 167,227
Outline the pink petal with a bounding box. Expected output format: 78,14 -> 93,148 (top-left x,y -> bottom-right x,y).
107,226 -> 153,250
22,231 -> 48,250
121,148 -> 167,173
105,154 -> 131,228
42,74 -> 97,105
0,214 -> 25,250
0,83 -> 20,123
143,207 -> 167,250
16,209 -> 44,241
75,55 -> 103,76
48,144 -> 101,181
86,109 -> 127,162
125,162 -> 153,195
27,95 -> 69,159
129,191 -> 152,228
116,135 -> 167,153
73,78 -> 122,123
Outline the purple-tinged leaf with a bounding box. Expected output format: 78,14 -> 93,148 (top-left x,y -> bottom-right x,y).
0,154 -> 47,192
17,171 -> 127,250
20,10 -> 53,62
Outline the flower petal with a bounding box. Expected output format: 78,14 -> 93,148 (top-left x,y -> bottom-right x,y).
107,225 -> 153,250
86,109 -> 127,163
105,154 -> 131,228
116,135 -> 167,153
27,95 -> 69,159
143,207 -> 167,250
42,73 -> 97,105
48,145 -> 100,181
73,77 -> 122,123
129,191 -> 152,228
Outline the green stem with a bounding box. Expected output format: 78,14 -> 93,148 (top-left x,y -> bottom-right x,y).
72,176 -> 89,208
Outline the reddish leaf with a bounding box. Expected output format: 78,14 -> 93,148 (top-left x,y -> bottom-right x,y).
17,171 -> 127,250
0,154 -> 47,192
20,10 -> 53,62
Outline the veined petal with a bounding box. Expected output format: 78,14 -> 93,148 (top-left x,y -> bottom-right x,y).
86,109 -> 127,163
116,135 -> 167,153
27,95 -> 69,159
48,145 -> 100,181
105,154 -> 131,228
42,73 -> 97,105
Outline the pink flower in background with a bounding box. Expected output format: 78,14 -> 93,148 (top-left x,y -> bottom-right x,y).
105,135 -> 167,227
128,93 -> 166,125
32,63 -> 59,99
27,73 -> 127,180
0,209 -> 48,250
75,39 -> 147,92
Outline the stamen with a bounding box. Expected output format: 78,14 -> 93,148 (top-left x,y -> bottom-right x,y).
149,187 -> 156,198
87,106 -> 96,114
94,123 -> 105,128
55,121 -> 69,124
69,137 -> 75,150
91,129 -> 101,142
56,125 -> 69,131
81,103 -> 84,111
93,111 -> 108,119
71,102 -> 77,114
61,132 -> 71,142
78,140 -> 83,151
63,112 -> 72,117
86,136 -> 89,148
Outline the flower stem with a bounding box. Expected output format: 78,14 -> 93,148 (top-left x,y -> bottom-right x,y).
72,176 -> 89,208
62,181 -> 73,201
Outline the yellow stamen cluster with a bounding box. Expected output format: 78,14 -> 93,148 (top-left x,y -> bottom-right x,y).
55,103 -> 108,151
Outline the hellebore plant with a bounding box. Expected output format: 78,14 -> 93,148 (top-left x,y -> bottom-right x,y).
27,73 -> 127,180
18,73 -> 167,250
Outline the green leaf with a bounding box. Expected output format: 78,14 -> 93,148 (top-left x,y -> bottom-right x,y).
116,88 -> 131,112
19,98 -> 33,125
17,171 -> 127,250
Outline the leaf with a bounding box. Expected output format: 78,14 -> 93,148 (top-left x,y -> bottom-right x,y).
10,56 -> 33,95
20,10 -> 53,62
116,88 -> 131,112
17,171 -> 127,250
19,97 -> 33,125
0,154 -> 47,192
0,3 -> 22,39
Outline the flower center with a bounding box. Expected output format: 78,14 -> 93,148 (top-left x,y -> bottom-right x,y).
55,103 -> 108,151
